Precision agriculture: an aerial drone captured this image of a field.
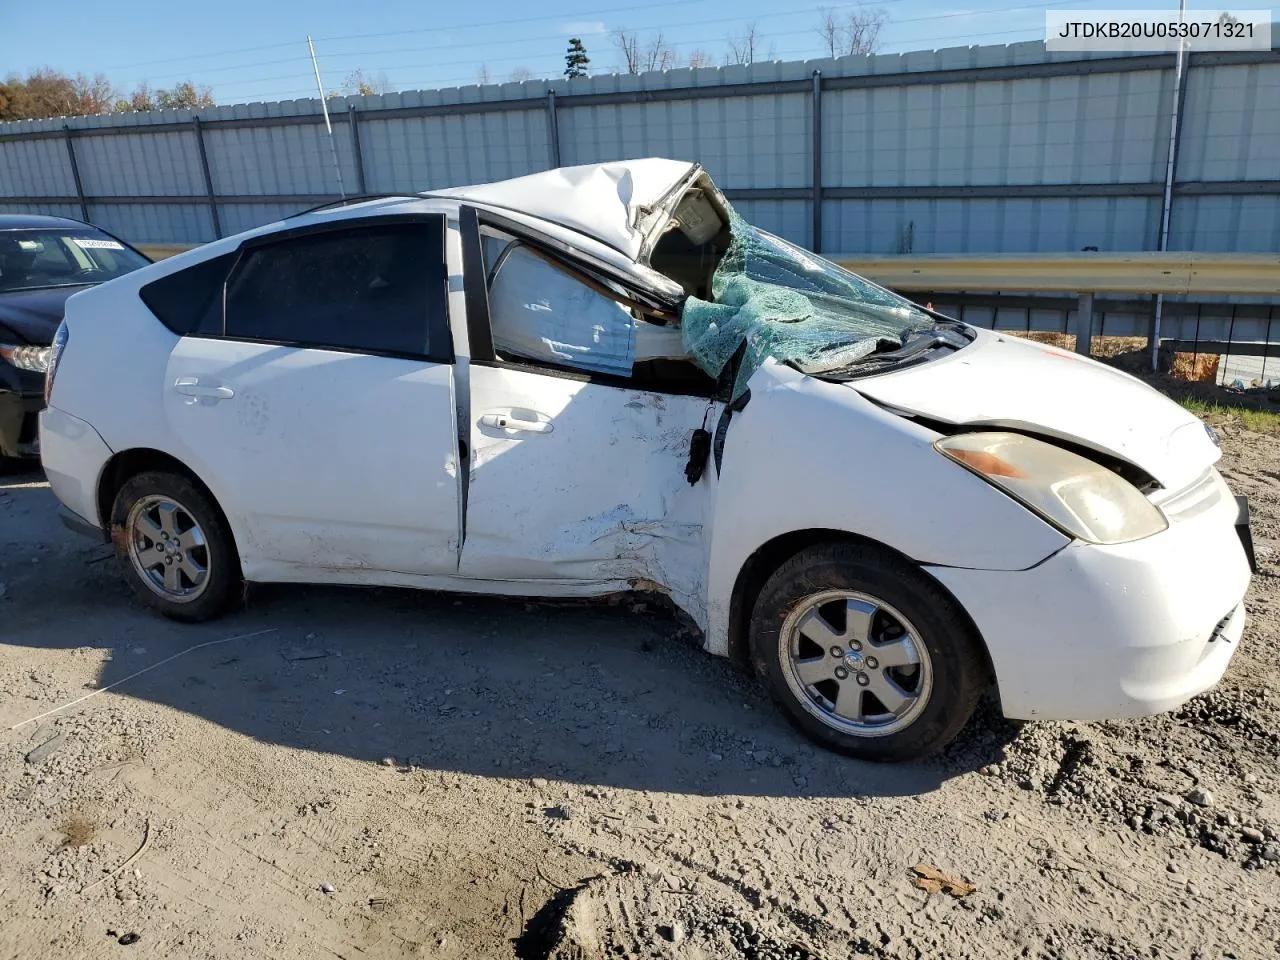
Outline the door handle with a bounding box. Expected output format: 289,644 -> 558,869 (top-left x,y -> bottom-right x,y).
174,377 -> 235,401
479,412 -> 552,434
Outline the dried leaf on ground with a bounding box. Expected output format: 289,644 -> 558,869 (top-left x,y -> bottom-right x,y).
911,863 -> 976,897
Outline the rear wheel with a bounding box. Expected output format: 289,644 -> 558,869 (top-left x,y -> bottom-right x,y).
749,541 -> 987,762
111,471 -> 239,622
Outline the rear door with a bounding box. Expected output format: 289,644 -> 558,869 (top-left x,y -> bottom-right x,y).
160,215 -> 461,578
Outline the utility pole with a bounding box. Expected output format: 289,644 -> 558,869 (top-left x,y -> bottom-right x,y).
1151,0 -> 1188,370
308,35 -> 347,200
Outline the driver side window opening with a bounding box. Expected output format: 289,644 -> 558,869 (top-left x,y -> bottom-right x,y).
479,227 -> 712,393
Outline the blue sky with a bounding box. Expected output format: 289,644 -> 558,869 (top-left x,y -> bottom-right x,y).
2,0 -> 1186,104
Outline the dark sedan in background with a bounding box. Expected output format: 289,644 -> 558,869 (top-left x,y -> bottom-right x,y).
0,214 -> 150,464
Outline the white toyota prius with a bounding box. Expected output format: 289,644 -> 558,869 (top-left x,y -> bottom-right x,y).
40,159 -> 1255,761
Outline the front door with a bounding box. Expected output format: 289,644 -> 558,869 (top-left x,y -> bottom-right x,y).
457,219 -> 718,620
163,216 -> 461,578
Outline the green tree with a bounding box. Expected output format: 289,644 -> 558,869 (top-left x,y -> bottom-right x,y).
0,68 -> 115,121
564,38 -> 590,78
155,82 -> 214,110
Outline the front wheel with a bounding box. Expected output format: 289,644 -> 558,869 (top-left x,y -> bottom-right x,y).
111,471 -> 239,622
749,542 -> 988,762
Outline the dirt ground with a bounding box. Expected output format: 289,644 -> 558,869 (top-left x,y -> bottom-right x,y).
2,419 -> 1279,960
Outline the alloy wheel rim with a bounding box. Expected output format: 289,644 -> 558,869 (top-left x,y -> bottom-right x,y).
125,495 -> 210,603
779,589 -> 933,738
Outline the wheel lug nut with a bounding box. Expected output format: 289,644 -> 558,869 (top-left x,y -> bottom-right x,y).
856,672 -> 870,686
834,666 -> 848,680
830,646 -> 844,658
865,657 -> 878,670
849,641 -> 862,652
165,557 -> 173,565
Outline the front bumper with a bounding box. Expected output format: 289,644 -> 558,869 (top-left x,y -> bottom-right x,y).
0,389 -> 42,458
928,470 -> 1252,722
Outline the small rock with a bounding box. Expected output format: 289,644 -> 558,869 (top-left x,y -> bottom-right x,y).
985,810 -> 1007,822
379,757 -> 395,767
544,804 -> 574,821
529,777 -> 547,789
1260,843 -> 1280,862
1157,793 -> 1182,807
980,764 -> 1000,777
117,933 -> 140,946
320,882 -> 334,894
25,734 -> 65,766
1185,882 -> 1200,897
1242,827 -> 1265,844
1184,787 -> 1213,808
1167,862 -> 1179,873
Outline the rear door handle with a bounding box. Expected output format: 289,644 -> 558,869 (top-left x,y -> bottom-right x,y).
174,377 -> 235,401
479,412 -> 552,434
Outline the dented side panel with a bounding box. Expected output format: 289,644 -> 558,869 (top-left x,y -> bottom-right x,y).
701,362 -> 1072,657
459,363 -> 717,628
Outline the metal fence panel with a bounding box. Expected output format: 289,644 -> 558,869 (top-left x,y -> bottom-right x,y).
85,202 -> 213,244
75,130 -> 203,197
1178,62 -> 1280,182
0,41 -> 1276,257
0,137 -> 75,197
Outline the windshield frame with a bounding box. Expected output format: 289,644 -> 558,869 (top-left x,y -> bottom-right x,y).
0,226 -> 151,295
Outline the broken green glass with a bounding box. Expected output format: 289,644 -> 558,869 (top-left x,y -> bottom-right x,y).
680,210 -> 935,399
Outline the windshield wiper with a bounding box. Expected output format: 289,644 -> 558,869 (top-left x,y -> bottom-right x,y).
813,326 -> 970,379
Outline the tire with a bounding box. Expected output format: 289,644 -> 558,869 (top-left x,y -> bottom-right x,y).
748,541 -> 988,762
111,471 -> 239,622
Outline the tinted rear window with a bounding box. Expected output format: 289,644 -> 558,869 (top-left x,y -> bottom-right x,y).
224,224 -> 437,358
139,253 -> 235,336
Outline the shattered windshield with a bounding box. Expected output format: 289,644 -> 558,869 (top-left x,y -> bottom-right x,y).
680,211 -> 937,399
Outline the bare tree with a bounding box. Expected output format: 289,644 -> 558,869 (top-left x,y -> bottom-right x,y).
686,49 -> 713,69
340,69 -> 390,97
643,32 -> 677,71
613,29 -> 642,74
817,7 -> 887,57
476,64 -> 491,85
726,22 -> 761,66
613,29 -> 676,74
509,66 -> 534,82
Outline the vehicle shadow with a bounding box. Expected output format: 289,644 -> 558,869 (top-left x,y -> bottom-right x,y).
1,471 -> 1018,801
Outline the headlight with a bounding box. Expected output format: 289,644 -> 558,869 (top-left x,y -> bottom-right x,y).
45,322 -> 69,405
936,432 -> 1167,544
0,343 -> 51,373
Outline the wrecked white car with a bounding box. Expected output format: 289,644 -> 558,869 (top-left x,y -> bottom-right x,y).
40,159 -> 1254,760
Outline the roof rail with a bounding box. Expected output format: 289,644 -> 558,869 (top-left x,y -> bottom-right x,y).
288,193 -> 428,218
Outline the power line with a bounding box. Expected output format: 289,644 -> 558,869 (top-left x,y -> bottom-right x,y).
203,7 -> 1068,98
136,0 -> 897,83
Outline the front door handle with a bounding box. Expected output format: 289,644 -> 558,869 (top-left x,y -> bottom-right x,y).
174,377 -> 235,401
479,412 -> 552,434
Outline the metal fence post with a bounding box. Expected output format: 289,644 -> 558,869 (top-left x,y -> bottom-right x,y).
811,70 -> 823,253
192,117 -> 222,240
348,105 -> 367,195
62,125 -> 89,222
1075,292 -> 1094,356
546,90 -> 561,169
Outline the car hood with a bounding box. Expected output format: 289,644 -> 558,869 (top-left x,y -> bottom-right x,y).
0,285 -> 85,343
850,329 -> 1220,493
